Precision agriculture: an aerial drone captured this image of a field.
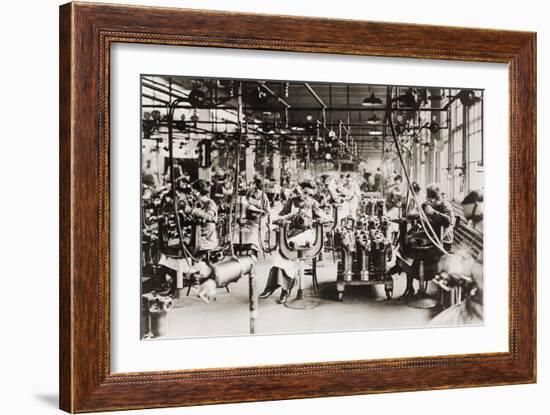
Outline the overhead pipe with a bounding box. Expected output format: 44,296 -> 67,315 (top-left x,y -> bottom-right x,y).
142,80 -> 188,102
142,77 -> 189,98
166,97 -> 197,266
304,83 -> 327,108
142,93 -> 169,105
258,82 -> 292,108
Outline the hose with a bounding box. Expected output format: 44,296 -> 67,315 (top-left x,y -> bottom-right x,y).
386,87 -> 448,255
167,98 -> 196,267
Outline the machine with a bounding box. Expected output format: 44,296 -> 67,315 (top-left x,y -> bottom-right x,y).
333,202 -> 394,301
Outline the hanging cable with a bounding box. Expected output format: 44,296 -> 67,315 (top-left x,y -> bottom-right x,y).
148,76 -> 163,186
258,138 -> 269,258
390,113 -> 447,253
386,87 -> 448,255
167,97 -> 196,267
227,82 -> 244,258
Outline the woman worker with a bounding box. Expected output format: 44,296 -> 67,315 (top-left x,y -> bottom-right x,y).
232,176 -> 270,256
317,174 -> 342,215
405,181 -> 425,215
259,181 -> 329,304
183,179 -> 220,252
386,174 -> 404,243
341,174 -> 361,219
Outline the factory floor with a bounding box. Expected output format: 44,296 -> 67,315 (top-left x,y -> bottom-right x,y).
157,252 -> 443,339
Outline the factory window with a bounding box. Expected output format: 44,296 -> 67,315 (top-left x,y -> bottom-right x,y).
450,100 -> 465,202
438,128 -> 450,198
466,100 -> 483,193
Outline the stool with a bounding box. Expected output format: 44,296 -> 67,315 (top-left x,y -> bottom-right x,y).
303,257 -> 320,295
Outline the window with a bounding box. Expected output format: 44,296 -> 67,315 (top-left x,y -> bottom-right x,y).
438,116 -> 450,198
425,90 -> 483,204
450,100 -> 465,202
466,100 -> 483,192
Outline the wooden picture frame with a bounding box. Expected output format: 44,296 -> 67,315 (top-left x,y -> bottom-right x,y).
59,2 -> 536,412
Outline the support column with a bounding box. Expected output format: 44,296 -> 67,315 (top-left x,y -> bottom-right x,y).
245,146 -> 255,182
289,154 -> 297,174
249,267 -> 258,334
272,151 -> 281,183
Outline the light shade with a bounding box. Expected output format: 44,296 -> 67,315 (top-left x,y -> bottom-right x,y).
362,92 -> 383,106
367,113 -> 379,124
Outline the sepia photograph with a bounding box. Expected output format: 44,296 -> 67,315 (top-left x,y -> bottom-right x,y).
139,76 -> 484,339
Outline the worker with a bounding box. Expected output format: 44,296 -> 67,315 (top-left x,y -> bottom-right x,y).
406,181 -> 425,215
233,176 -> 270,256
461,189 -> 484,232
430,189 -> 484,325
422,183 -> 455,251
386,174 -> 404,242
259,181 -> 329,304
183,179 -> 219,252
373,167 -> 383,192
211,168 -> 226,207
342,174 -> 361,219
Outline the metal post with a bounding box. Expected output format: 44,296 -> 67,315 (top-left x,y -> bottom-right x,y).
296,259 -> 305,300
418,260 -> 425,293
248,267 -> 258,334
408,259 -> 438,309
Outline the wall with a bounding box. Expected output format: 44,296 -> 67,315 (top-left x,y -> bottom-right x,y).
0,0 -> 546,414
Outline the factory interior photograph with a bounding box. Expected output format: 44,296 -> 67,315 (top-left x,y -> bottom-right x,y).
140,76 -> 484,339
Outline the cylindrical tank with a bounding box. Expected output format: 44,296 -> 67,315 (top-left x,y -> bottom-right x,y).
211,256 -> 256,287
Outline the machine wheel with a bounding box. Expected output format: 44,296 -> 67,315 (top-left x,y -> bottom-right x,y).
337,292 -> 344,302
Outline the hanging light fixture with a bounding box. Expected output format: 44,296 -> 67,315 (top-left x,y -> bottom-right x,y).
187,88 -> 206,108
367,113 -> 380,124
457,89 -> 481,106
362,91 -> 382,106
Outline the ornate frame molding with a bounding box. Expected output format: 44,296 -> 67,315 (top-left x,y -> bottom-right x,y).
60,2 -> 536,412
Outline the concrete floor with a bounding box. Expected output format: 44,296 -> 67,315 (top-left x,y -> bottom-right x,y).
157,253 -> 443,339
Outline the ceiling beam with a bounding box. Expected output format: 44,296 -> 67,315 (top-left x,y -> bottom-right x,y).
258,82 -> 292,108
304,83 -> 327,108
